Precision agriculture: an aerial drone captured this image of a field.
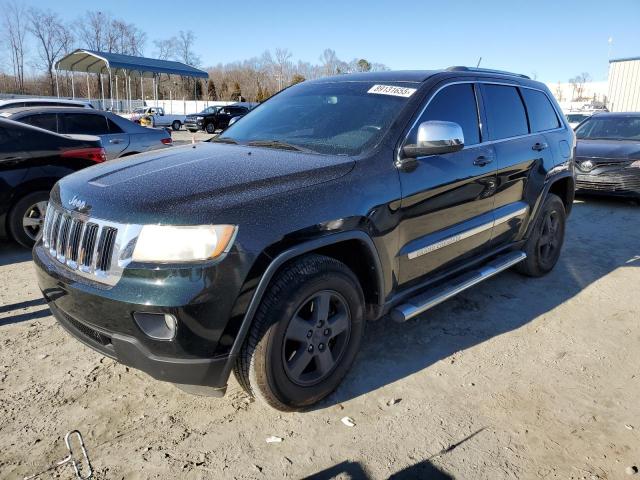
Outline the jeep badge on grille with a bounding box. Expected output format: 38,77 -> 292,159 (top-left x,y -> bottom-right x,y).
68,195 -> 87,210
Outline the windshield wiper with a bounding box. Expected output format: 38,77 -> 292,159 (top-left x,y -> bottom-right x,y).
210,136 -> 238,144
246,139 -> 310,152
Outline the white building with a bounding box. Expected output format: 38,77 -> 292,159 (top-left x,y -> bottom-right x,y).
608,57 -> 640,112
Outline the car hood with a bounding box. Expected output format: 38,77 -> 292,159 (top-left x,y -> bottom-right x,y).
52,142 -> 354,224
576,139 -> 640,161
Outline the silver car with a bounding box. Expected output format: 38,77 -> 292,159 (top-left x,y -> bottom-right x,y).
1,106 -> 172,159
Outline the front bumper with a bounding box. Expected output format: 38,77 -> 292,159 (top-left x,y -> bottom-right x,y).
184,120 -> 203,130
33,243 -> 247,390
576,167 -> 640,198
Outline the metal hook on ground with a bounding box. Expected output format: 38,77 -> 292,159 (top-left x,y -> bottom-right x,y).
24,430 -> 93,480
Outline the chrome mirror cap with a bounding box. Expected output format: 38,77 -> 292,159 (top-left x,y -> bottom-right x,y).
403,120 -> 465,158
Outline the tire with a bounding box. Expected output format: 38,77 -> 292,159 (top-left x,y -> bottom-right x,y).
234,254 -> 365,411
8,191 -> 50,248
187,128 -> 198,133
516,193 -> 566,277
171,120 -> 181,131
205,122 -> 216,134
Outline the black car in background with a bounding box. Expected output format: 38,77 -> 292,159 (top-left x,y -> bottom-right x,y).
0,118 -> 106,247
575,112 -> 640,199
185,104 -> 252,133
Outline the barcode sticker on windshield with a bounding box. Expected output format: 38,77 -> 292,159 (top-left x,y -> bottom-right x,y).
368,84 -> 417,97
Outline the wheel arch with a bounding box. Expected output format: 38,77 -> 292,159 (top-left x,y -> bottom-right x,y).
219,230 -> 385,382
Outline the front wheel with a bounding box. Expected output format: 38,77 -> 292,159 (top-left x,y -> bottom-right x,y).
234,254 -> 365,411
516,193 -> 566,277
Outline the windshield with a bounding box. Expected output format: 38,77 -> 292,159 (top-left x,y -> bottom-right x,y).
133,108 -> 145,114
220,81 -> 417,155
566,114 -> 589,123
575,116 -> 640,140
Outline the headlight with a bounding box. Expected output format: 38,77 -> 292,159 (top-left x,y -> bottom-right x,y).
196,116 -> 204,120
132,225 -> 237,263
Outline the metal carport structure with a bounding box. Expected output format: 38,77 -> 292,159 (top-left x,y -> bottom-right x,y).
55,49 -> 209,111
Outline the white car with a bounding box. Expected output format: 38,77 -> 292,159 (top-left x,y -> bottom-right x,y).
0,98 -> 92,111
565,111 -> 596,129
121,107 -> 186,131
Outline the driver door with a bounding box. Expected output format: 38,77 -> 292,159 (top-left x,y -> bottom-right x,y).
397,82 -> 498,285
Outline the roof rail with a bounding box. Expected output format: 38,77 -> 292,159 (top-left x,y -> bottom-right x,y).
446,66 -> 531,79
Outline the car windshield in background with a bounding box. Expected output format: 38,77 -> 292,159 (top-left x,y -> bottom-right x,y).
575,116 -> 640,140
221,81 -> 416,155
566,114 -> 589,123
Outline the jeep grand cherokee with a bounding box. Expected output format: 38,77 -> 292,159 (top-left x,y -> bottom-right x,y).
34,67 -> 576,411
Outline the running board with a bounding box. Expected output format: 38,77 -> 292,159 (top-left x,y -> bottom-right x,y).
390,251 -> 527,323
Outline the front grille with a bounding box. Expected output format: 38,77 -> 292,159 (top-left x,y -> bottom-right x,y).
42,203 -> 140,286
576,157 -> 633,171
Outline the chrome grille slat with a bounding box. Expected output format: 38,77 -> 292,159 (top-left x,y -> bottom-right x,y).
42,203 -> 138,287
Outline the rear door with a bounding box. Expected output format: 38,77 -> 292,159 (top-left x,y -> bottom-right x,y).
60,112 -> 123,158
479,83 -> 557,248
397,82 -> 498,285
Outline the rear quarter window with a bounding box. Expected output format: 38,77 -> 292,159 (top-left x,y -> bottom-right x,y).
483,84 -> 529,140
522,89 -> 560,132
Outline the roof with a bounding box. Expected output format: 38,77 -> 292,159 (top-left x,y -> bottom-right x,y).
2,106 -> 101,116
56,49 -> 209,79
609,56 -> 640,63
309,67 -> 537,85
312,70 -> 439,83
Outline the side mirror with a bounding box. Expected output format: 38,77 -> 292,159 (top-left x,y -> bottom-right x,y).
402,120 -> 464,158
228,116 -> 241,127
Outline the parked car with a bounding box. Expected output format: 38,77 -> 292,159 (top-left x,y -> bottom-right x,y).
0,98 -> 92,111
565,111 -> 594,129
0,118 -> 106,248
184,104 -> 253,133
1,107 -> 172,160
34,67 -> 575,411
122,107 -> 185,131
574,112 -> 640,199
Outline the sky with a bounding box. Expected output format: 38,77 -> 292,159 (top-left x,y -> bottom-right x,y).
20,0 -> 640,83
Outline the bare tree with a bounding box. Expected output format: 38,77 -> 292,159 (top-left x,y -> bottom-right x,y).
2,2 -> 28,92
77,11 -> 109,51
320,48 -> 338,76
273,48 -> 292,89
176,30 -> 200,66
154,38 -> 176,60
28,7 -> 74,95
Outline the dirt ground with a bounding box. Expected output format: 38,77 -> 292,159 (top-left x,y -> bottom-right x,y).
0,197 -> 638,480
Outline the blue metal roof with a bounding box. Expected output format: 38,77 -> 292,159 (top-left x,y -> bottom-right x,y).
56,49 -> 208,78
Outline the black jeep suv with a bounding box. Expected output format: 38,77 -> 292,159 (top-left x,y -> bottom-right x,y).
184,104 -> 251,133
34,68 -> 576,411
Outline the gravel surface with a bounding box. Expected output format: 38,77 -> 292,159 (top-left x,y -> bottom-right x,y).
0,197 -> 638,479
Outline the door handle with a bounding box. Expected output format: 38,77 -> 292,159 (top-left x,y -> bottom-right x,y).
532,142 -> 548,151
473,155 -> 493,167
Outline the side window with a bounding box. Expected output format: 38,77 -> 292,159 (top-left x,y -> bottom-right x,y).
412,83 -> 480,146
63,114 -> 110,135
482,84 -> 529,139
20,113 -> 58,132
107,118 -> 124,133
521,89 -> 560,132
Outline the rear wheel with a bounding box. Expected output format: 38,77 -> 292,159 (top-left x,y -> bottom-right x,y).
8,191 -> 50,248
205,122 -> 216,134
234,254 -> 365,411
516,193 -> 566,277
171,120 -> 181,131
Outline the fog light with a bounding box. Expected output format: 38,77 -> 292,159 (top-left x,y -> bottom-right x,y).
133,312 -> 177,341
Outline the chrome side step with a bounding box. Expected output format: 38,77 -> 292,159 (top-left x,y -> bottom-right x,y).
391,251 -> 527,323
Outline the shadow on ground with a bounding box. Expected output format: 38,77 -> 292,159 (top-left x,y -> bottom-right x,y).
0,240 -> 31,267
316,197 -> 639,408
303,459 -> 453,480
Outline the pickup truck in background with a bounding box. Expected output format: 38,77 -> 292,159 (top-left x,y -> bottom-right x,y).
123,107 -> 186,131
